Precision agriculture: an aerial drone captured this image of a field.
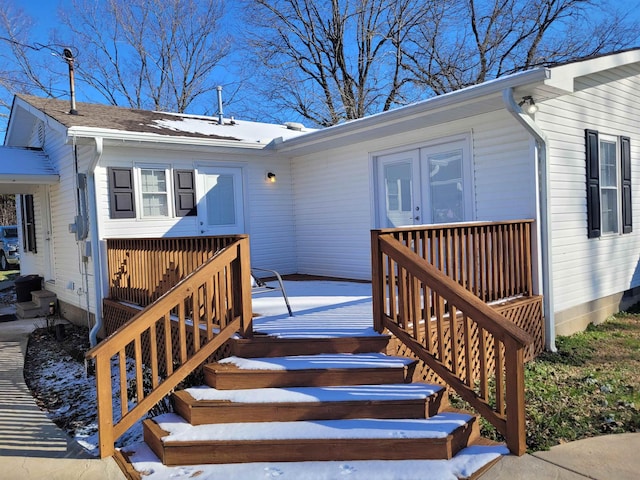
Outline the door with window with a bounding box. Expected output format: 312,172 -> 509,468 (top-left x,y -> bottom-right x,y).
197,167 -> 245,234
376,138 -> 472,227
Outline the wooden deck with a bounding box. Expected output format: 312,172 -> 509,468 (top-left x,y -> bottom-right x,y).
92,220 -> 541,460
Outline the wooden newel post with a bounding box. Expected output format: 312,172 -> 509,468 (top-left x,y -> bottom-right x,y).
94,354 -> 115,458
504,336 -> 527,456
237,236 -> 253,338
370,230 -> 384,333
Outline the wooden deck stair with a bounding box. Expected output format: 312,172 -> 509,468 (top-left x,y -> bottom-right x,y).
139,334 -> 501,470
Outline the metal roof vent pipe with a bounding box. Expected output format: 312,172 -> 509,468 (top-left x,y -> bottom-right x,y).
216,85 -> 224,125
63,48 -> 78,115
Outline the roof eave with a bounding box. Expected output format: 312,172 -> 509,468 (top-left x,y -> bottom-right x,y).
66,127 -> 274,150
275,68 -> 553,154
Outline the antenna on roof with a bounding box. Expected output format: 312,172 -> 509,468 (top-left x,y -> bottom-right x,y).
216,86 -> 224,125
63,48 -> 78,115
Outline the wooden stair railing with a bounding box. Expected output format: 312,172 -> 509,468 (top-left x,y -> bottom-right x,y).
86,236 -> 252,458
371,232 -> 533,455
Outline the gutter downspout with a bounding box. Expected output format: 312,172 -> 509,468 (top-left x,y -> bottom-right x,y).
503,88 -> 557,352
87,137 -> 104,347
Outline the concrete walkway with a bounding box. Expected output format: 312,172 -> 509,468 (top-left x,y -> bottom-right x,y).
481,432 -> 640,479
0,287 -> 124,480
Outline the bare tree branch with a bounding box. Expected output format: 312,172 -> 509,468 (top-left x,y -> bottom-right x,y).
61,0 -> 231,113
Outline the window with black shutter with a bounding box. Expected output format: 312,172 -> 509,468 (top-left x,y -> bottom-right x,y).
173,170 -> 197,217
585,129 -> 632,237
108,167 -> 136,219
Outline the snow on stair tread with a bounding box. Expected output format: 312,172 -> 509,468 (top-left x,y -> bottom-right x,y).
185,383 -> 443,403
154,412 -> 474,442
216,353 -> 414,370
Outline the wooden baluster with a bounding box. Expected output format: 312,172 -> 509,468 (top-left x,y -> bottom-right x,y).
178,299 -> 187,364
463,314 -> 474,387
118,350 -> 127,418
449,305 -> 459,376
495,340 -> 505,415
434,292 -> 445,361
149,323 -> 159,389
205,276 -> 214,339
134,337 -> 144,402
163,313 -> 173,375
388,256 -> 397,325
478,327 -> 488,401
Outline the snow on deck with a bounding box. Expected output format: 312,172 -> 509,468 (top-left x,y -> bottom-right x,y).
217,353 -> 414,371
185,383 -> 443,403
251,280 -> 378,338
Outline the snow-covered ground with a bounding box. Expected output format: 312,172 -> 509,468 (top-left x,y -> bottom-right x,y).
122,279 -> 507,479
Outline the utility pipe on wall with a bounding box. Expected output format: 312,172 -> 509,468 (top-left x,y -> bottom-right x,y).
503,87 -> 557,352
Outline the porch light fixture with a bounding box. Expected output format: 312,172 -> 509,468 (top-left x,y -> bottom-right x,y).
267,172 -> 276,183
518,96 -> 538,115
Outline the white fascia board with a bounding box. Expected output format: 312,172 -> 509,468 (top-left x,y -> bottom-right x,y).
66,126 -> 274,150
0,174 -> 59,184
276,68 -> 551,154
545,49 -> 640,92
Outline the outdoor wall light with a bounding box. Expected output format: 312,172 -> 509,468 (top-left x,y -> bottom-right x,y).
267,172 -> 276,183
519,96 -> 538,115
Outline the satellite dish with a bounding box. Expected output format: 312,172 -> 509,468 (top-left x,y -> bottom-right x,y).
63,48 -> 74,61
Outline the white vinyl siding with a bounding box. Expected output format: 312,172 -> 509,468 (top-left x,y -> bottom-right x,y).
95,145 -> 297,275
538,64 -> 640,314
292,110 -> 537,280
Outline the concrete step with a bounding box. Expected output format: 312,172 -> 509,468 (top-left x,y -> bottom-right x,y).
30,289 -> 57,308
16,290 -> 57,319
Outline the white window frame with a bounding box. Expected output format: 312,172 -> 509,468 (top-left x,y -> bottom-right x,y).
598,134 -> 621,236
137,165 -> 172,218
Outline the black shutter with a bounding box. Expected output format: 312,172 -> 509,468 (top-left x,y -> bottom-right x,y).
21,194 -> 36,253
108,167 -> 136,219
173,170 -> 197,217
621,136 -> 632,234
586,129 -> 601,238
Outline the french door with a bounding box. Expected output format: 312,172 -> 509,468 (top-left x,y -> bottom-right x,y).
377,138 -> 471,228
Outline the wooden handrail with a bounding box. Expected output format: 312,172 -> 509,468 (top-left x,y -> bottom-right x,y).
86,236 -> 252,458
372,230 -> 533,455
378,220 -> 533,303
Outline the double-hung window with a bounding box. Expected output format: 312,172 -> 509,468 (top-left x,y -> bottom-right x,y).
585,129 -> 632,238
140,168 -> 170,217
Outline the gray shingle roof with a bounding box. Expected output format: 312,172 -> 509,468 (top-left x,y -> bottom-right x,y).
17,94 -> 242,141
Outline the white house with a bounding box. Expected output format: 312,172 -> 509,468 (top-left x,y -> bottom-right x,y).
3,48 -> 640,350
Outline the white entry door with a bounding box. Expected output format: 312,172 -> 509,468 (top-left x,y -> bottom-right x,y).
197,167 -> 245,234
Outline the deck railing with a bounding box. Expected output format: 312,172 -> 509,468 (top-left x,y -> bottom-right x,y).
86,236 -> 252,458
380,220 -> 533,304
106,235 -> 243,307
371,221 -> 534,455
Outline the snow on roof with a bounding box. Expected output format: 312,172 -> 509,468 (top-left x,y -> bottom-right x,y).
17,95 -> 315,145
0,146 -> 58,190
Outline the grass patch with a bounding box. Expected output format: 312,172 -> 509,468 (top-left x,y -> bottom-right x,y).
0,270 -> 19,282
452,311 -> 640,452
